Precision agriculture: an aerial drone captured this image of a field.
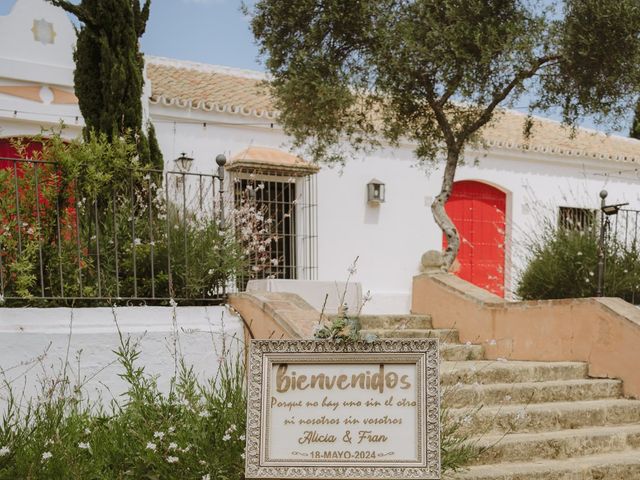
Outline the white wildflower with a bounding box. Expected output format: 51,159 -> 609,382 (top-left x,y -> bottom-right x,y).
168,442 -> 178,450
199,460 -> 207,465
168,426 -> 176,434
227,403 -> 233,409
270,258 -> 279,266
153,431 -> 165,440
166,455 -> 179,464
0,446 -> 9,457
133,238 -> 141,246
41,451 -> 52,462
146,442 -> 157,451
83,428 -> 91,435
202,475 -> 211,480
169,298 -> 177,308
239,434 -> 245,441
241,452 -> 245,459
199,410 -> 210,418
222,433 -> 231,441
78,442 -> 90,450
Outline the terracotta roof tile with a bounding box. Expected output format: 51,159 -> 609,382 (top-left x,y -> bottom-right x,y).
146,56 -> 640,164
147,57 -> 276,118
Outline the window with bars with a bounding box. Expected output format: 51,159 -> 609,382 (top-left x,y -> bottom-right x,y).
558,206 -> 597,232
231,173 -> 318,288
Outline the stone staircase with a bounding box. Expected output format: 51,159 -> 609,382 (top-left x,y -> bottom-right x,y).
358,314 -> 640,479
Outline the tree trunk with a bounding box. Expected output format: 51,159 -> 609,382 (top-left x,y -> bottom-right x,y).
431,149 -> 460,271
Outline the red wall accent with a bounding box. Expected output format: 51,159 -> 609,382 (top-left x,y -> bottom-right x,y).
0,138 -> 44,169
443,180 -> 506,297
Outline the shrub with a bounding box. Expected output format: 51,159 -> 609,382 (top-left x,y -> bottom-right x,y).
0,132 -> 280,306
517,219 -> 640,303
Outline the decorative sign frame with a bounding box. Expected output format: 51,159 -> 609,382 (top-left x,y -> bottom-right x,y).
245,339 -> 440,479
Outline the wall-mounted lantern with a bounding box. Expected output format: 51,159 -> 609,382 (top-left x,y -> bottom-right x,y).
175,152 -> 194,172
367,178 -> 385,204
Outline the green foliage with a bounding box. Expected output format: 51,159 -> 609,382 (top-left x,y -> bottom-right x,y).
631,100 -> 640,140
0,319 -> 246,479
250,0 -> 640,269
0,134 -> 254,306
517,220 -> 640,302
48,0 -> 162,169
313,309 -> 362,342
250,0 -> 640,165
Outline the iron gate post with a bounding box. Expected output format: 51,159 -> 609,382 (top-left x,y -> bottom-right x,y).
597,190 -> 607,297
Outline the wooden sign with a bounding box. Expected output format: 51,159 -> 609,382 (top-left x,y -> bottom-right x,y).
245,339 -> 440,479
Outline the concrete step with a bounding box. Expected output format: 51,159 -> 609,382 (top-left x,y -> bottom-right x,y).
361,328 -> 459,343
452,399 -> 640,435
451,450 -> 640,479
357,314 -> 432,330
444,378 -> 622,408
441,361 -> 588,386
441,343 -> 485,361
472,424 -> 640,465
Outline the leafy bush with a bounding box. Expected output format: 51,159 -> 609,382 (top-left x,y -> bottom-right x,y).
517,219 -> 640,302
0,132 -> 279,306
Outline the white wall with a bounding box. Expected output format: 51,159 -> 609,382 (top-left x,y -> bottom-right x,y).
2,0 -> 639,313
151,107 -> 640,312
0,306 -> 245,411
0,0 -> 76,86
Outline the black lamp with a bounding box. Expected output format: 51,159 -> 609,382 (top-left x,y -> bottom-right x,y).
175,152 -> 193,172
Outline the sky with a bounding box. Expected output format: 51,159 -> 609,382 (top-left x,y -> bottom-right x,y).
141,0 -> 262,71
139,0 -> 631,136
0,0 -> 633,135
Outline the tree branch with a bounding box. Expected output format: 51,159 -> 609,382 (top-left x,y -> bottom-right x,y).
48,0 -> 94,27
437,67 -> 464,108
424,92 -> 457,152
457,55 -> 560,146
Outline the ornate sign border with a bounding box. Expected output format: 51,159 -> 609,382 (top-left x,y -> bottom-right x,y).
245,339 -> 441,479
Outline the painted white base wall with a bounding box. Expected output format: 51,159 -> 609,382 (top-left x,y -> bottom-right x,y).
0,306 -> 244,411
362,292 -> 412,315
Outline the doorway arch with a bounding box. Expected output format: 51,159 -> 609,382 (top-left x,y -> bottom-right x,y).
443,180 -> 507,297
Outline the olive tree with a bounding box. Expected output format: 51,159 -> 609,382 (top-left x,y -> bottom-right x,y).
249,0 -> 640,269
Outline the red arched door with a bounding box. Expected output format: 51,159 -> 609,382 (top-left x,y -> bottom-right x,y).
443,180 -> 506,297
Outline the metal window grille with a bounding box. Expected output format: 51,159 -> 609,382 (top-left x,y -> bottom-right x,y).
558,206 -> 597,232
231,171 -> 318,288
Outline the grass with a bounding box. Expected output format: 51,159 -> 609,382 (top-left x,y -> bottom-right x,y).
0,310 -> 246,480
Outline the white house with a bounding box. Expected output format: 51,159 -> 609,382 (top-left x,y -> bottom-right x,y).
2,0 -> 640,313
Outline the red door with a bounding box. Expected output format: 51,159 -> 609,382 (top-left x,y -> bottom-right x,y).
443,180 -> 506,297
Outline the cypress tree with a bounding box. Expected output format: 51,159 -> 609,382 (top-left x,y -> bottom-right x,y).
631,101 -> 640,140
50,0 -> 163,170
